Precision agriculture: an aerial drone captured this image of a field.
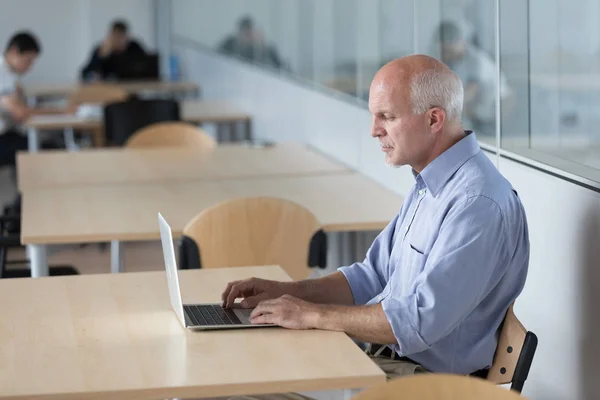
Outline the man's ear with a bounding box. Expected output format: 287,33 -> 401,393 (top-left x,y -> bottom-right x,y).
428,107 -> 446,133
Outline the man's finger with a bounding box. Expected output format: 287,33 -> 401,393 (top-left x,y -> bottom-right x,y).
226,281 -> 248,308
251,313 -> 276,325
221,280 -> 240,306
240,292 -> 270,308
250,302 -> 278,319
226,279 -> 260,308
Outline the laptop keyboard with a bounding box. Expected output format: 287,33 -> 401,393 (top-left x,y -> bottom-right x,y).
183,304 -> 243,326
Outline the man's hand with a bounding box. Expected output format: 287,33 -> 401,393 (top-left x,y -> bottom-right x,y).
221,278 -> 291,309
0,95 -> 31,123
250,294 -> 320,329
99,35 -> 114,58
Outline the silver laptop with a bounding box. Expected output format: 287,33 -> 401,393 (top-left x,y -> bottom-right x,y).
158,212 -> 272,330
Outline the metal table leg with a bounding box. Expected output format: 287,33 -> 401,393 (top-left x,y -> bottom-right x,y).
27,128 -> 40,152
111,240 -> 124,273
244,119 -> 252,141
28,244 -> 48,277
64,127 -> 78,151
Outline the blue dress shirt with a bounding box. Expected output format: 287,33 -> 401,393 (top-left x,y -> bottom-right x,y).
339,132 -> 529,374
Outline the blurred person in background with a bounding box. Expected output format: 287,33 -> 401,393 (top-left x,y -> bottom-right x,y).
81,19 -> 146,82
219,16 -> 284,70
436,20 -> 512,137
0,31 -> 75,169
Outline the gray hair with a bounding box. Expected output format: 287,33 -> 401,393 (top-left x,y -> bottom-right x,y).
410,68 -> 464,124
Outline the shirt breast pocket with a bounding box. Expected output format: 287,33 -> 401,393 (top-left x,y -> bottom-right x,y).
406,230 -> 430,273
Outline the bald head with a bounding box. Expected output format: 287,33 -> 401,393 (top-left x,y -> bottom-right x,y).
371,54 -> 464,125
369,55 -> 466,171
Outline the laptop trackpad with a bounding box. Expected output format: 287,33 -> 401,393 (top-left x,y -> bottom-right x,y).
232,307 -> 254,324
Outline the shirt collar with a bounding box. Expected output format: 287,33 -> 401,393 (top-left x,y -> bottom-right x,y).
413,131 -> 480,197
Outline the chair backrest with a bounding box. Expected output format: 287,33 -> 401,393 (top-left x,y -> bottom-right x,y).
125,122 -> 217,150
104,99 -> 180,146
352,374 -> 523,400
488,303 -> 538,392
181,197 -> 325,280
68,84 -> 128,105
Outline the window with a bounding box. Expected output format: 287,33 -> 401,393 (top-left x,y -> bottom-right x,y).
171,0 -> 600,187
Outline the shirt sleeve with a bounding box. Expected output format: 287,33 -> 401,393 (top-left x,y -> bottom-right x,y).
129,40 -> 146,55
338,214 -> 399,305
382,195 -> 509,356
80,46 -> 104,81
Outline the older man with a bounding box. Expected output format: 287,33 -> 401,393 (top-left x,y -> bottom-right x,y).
222,54 -> 529,381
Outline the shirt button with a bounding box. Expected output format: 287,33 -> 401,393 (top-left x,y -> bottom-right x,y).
405,226 -> 409,231
418,189 -> 426,195
377,295 -> 383,301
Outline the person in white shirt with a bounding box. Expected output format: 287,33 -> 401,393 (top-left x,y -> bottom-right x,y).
0,32 -> 74,168
436,21 -> 512,138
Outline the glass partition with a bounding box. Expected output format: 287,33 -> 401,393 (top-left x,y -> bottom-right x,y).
171,0 -> 600,187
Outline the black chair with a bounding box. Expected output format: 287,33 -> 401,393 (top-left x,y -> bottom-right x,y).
0,203 -> 78,279
104,99 -> 180,146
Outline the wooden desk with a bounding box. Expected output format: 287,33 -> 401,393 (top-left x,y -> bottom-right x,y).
180,100 -> 251,123
21,173 -> 401,276
0,266 -> 384,399
24,100 -> 252,152
25,80 -> 200,100
17,143 -> 349,191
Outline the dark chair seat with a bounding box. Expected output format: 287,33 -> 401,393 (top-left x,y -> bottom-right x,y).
2,266 -> 79,278
104,98 -> 181,145
0,204 -> 79,279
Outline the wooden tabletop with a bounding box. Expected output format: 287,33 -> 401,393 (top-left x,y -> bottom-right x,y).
21,173 -> 401,244
17,143 -> 349,191
0,266 -> 384,399
181,100 -> 251,123
24,99 -> 250,130
25,80 -> 200,99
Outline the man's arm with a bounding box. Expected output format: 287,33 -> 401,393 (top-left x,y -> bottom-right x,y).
290,271 -> 354,305
223,271 -> 354,308
250,295 -> 396,344
0,93 -> 74,121
0,94 -> 30,123
129,40 -> 146,55
316,303 -> 395,344
223,214 -> 399,309
81,46 -> 105,81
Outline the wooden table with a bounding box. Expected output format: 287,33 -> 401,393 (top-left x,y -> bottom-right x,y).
17,143 -> 349,191
0,266 -> 385,399
22,173 -> 401,276
25,80 -> 200,101
24,99 -> 251,151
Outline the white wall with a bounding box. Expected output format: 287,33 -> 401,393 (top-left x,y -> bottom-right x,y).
0,0 -> 155,85
174,41 -> 600,399
500,157 -> 600,400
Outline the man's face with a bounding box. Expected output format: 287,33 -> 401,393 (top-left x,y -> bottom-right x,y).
6,48 -> 38,74
111,30 -> 129,52
368,79 -> 433,169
